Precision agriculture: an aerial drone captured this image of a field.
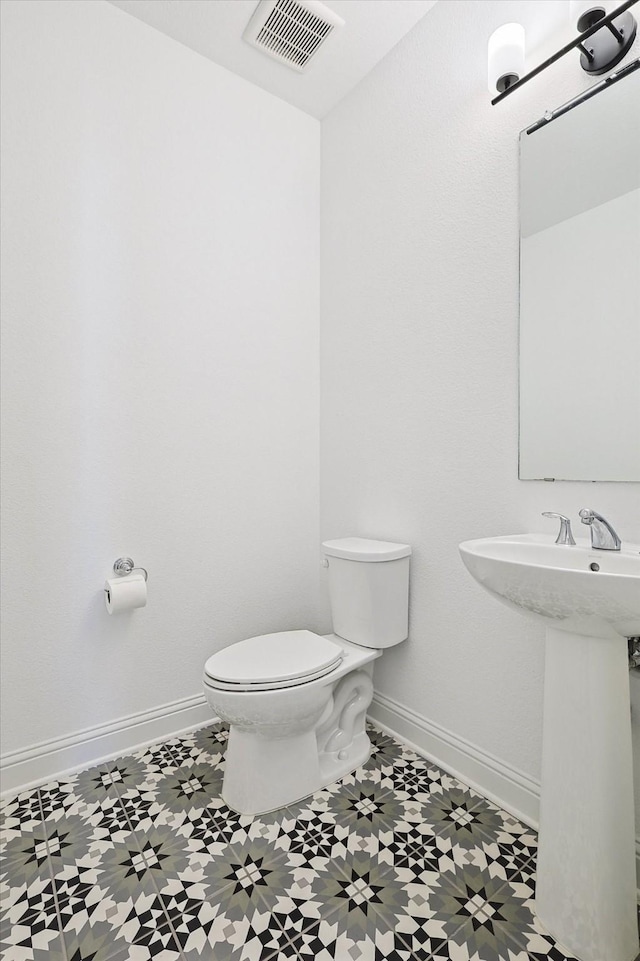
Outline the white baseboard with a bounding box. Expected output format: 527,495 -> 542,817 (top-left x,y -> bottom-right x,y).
3,686 -> 639,894
369,690 -> 541,827
0,693 -> 216,798
368,690 -> 640,892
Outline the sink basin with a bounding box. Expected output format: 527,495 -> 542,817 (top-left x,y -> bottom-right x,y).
459,532 -> 640,961
459,533 -> 640,638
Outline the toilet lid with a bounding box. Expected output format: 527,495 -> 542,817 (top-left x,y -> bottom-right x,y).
203,630 -> 343,690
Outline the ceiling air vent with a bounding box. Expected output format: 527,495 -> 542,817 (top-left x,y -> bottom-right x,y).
243,0 -> 345,73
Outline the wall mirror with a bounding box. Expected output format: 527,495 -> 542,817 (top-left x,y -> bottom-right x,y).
518,67 -> 640,481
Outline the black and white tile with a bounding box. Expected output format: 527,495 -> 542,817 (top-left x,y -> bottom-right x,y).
0,723 -> 598,960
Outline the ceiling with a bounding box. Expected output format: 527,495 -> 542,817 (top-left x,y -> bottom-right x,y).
107,0 -> 438,118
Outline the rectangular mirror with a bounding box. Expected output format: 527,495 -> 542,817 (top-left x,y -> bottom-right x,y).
519,66 -> 640,481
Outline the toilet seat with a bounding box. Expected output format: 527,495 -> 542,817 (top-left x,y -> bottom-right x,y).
203,630 -> 344,692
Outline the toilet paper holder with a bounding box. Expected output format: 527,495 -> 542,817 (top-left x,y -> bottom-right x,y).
111,557 -> 148,581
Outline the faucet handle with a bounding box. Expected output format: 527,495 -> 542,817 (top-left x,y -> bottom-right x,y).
542,512 -> 576,545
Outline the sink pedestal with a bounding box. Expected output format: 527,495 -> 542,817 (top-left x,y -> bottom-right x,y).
459,533 -> 640,960
536,626 -> 638,961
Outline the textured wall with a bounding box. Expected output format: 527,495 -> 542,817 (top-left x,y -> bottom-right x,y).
321,0 -> 640,816
0,0 -> 320,755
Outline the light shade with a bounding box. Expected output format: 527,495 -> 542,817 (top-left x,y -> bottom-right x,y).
488,22 -> 525,95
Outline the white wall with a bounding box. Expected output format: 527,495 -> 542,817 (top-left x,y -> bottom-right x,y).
320,0 -> 640,824
0,0 -> 320,757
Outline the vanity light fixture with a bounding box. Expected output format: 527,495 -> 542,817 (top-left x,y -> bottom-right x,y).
490,0 -> 637,104
571,0 -> 637,73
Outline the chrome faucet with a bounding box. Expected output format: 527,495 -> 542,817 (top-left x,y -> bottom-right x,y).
542,512 -> 576,545
579,508 -> 622,551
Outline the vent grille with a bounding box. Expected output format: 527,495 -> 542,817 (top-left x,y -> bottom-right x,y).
243,0 -> 344,73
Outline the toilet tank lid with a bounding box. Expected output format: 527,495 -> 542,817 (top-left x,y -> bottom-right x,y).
322,537 -> 411,562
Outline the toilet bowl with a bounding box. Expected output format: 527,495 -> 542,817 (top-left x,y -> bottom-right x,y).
202,537 -> 411,815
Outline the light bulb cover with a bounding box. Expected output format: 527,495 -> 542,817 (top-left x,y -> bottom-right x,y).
488,23 -> 525,95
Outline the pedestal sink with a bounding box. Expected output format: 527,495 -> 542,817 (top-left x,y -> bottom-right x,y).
459,533 -> 640,961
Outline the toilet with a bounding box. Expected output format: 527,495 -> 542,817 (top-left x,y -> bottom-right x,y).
202,537 -> 411,815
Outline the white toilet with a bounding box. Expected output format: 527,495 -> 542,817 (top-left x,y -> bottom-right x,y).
202,537 -> 411,815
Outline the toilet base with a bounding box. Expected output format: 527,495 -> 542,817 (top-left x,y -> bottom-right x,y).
222,726 -> 373,816
222,726 -> 321,815
221,669 -> 376,816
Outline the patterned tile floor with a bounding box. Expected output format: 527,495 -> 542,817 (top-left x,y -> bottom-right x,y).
0,722 -> 604,961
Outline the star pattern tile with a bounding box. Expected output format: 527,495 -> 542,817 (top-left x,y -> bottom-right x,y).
0,722 -> 612,960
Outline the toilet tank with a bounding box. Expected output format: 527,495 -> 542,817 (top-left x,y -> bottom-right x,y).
322,537 -> 411,648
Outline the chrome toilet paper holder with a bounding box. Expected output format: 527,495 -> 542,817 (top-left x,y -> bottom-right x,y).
111,557 -> 148,581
